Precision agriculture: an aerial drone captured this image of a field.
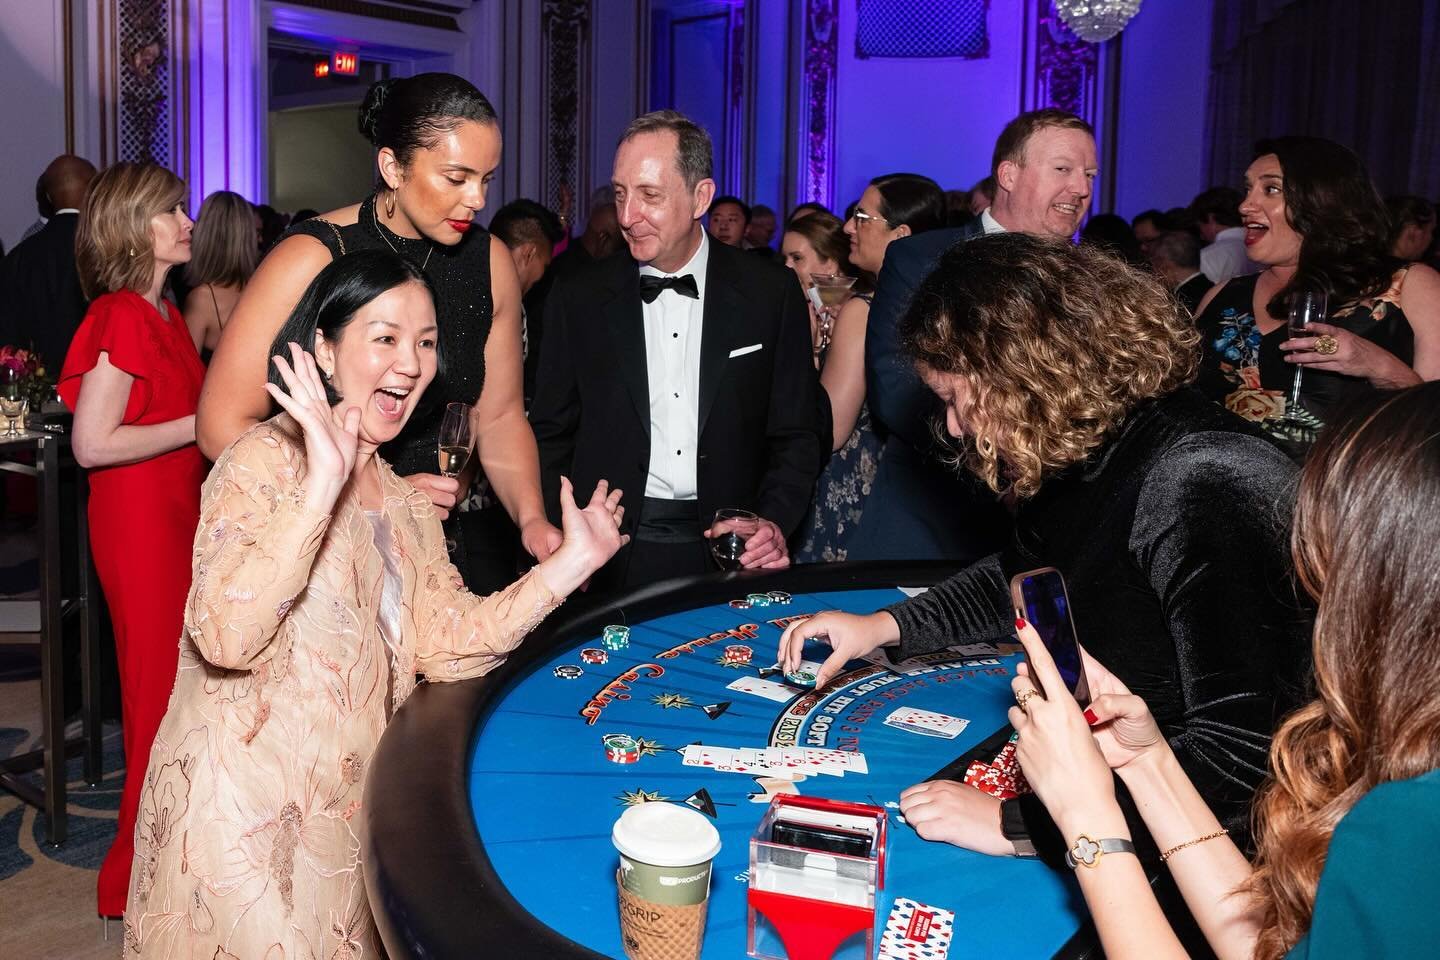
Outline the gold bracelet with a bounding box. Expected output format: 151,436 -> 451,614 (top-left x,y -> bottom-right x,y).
1160,828 -> 1228,862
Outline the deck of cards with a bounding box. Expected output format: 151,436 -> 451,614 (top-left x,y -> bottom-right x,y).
883,707 -> 970,740
878,898 -> 954,960
680,744 -> 868,778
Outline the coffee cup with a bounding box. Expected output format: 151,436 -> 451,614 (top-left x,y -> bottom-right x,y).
612,802 -> 721,959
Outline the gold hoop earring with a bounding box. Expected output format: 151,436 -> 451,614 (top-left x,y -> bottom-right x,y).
384,189 -> 397,220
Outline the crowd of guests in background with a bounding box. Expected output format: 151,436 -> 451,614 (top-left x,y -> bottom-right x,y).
3,69 -> 1440,958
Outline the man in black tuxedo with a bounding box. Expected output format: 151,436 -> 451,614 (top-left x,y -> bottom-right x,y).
531,110 -> 826,592
851,109 -> 1096,563
0,155 -> 96,372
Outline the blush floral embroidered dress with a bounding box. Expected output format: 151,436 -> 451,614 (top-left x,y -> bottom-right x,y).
122,417 -> 562,958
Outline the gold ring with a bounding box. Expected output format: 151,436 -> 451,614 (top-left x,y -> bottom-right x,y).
1015,688 -> 1040,712
1314,334 -> 1339,356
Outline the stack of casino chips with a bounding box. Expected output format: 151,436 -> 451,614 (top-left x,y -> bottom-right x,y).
722,644 -> 753,666
602,625 -> 630,651
603,734 -> 641,764
581,647 -> 609,665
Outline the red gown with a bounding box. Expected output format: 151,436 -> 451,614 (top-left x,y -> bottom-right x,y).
58,290 -> 207,916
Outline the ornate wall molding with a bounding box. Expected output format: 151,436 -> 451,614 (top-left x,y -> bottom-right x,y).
797,0 -> 838,208
115,0 -> 172,165
1027,0 -> 1099,122
543,0 -> 590,217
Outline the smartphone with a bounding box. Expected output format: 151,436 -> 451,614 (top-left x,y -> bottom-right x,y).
1009,567 -> 1090,705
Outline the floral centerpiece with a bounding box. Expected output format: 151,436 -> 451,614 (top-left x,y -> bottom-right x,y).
0,345 -> 55,412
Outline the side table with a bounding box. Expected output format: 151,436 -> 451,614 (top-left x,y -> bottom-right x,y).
0,427 -> 102,845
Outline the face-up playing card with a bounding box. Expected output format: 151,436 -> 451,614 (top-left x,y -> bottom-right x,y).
726,676 -> 795,703
878,898 -> 955,960
883,707 -> 970,739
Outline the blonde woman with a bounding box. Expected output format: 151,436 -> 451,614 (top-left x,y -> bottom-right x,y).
182,190 -> 259,356
778,235 -> 1309,942
58,162 -> 205,918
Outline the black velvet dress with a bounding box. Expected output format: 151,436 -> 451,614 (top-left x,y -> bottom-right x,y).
885,388 -> 1313,851
287,195 -> 494,586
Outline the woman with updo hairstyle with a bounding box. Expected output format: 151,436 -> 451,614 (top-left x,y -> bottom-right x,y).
59,161 -> 206,918
1194,136 -> 1440,442
778,236 -> 1310,937
182,189 -> 260,357
781,210 -> 880,562
197,73 -> 561,588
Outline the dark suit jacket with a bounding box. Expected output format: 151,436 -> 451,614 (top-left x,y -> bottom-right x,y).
0,213 -> 87,372
851,223 -> 1009,563
1175,272 -> 1211,318
530,240 -> 827,582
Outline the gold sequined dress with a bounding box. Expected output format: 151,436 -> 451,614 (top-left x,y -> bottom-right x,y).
121,416 -> 561,958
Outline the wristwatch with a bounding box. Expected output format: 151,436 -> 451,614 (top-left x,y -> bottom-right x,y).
999,798 -> 1037,858
1064,834 -> 1137,869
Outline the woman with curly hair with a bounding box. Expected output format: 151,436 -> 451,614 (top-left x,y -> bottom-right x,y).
777,235 -> 1309,927
1005,381 -> 1440,958
1194,137 -> 1440,438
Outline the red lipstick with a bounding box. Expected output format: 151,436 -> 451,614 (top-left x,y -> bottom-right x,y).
446,219 -> 472,234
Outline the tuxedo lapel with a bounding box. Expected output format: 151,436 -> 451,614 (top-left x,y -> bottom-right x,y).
698,245 -> 745,437
604,267 -> 650,434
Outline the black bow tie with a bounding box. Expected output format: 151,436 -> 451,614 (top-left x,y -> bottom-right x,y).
639,273 -> 699,303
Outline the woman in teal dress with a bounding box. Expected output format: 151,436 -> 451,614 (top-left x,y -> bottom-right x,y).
995,380 -> 1440,959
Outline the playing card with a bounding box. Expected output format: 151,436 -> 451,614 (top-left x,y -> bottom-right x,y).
878,898 -> 955,960
947,642 -> 999,657
883,707 -> 970,740
726,676 -> 795,702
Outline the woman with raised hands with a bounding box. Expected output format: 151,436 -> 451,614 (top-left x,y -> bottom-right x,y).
1007,381 -> 1440,959
122,249 -> 626,958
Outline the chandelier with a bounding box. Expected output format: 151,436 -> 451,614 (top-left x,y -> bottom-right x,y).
1052,0 -> 1144,43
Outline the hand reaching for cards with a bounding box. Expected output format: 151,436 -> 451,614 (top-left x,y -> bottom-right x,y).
535,477 -> 629,596
777,610 -> 900,687
264,342 -> 358,513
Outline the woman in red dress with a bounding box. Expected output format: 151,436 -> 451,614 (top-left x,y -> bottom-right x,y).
59,162 -> 207,918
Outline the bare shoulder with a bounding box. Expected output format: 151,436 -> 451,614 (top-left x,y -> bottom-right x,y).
1400,262 -> 1440,312
1195,277 -> 1231,317
318,202 -> 363,227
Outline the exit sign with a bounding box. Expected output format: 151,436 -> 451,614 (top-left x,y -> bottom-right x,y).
332,52 -> 359,75
313,61 -> 329,78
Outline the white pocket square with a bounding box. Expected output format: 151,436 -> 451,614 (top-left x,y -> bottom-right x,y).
728,343 -> 763,358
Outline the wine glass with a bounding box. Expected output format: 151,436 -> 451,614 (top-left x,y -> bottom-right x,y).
710,508 -> 758,571
1285,289 -> 1328,423
437,402 -> 473,553
1,367 -> 26,438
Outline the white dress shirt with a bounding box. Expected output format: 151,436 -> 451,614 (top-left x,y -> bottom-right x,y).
979,207 -> 1008,235
1200,227 -> 1260,284
639,231 -> 709,500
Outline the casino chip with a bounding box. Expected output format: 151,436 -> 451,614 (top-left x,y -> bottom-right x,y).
766,590 -> 792,604
728,599 -> 752,609
722,644 -> 753,665
785,669 -> 818,688
580,647 -> 609,665
745,593 -> 774,607
603,734 -> 641,764
602,625 -> 631,650
553,664 -> 584,679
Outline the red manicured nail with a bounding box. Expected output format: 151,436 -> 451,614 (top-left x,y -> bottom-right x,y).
1083,708 -> 1099,726
1015,616 -> 1027,630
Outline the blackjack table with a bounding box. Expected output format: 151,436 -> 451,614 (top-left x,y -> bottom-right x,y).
364,561 -> 1096,959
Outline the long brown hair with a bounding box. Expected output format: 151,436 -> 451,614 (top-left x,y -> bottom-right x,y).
1250,382 -> 1440,958
185,190 -> 259,288
75,162 -> 186,299
783,210 -> 870,293
899,233 -> 1198,497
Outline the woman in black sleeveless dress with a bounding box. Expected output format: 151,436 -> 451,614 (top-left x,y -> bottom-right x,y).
196,74 -> 561,587
1193,136 -> 1440,447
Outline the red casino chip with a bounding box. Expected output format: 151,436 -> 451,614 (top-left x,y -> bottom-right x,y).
722,644 -> 753,664
580,647 -> 609,665
603,734 -> 641,764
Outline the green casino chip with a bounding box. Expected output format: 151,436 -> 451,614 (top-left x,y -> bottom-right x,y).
601,625 -> 631,650
745,593 -> 774,607
785,669 -> 817,687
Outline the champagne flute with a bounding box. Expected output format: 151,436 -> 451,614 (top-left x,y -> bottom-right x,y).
437,402 -> 473,553
1285,289 -> 1328,422
710,508 -> 758,571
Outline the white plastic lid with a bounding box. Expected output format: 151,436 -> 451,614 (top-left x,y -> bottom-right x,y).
612,802 -> 722,867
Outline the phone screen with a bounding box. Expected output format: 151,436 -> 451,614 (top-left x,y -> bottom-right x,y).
1015,570 -> 1089,704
